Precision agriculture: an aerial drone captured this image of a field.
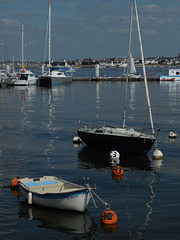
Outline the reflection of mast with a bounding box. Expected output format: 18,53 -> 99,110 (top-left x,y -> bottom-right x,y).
44,89 -> 56,169
144,172 -> 155,226
95,82 -> 100,119
129,82 -> 136,111
124,171 -> 156,239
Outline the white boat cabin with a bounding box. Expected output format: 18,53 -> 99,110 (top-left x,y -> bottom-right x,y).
169,69 -> 180,77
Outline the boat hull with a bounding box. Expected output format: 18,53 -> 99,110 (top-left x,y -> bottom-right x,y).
14,79 -> 37,86
78,126 -> 155,154
18,176 -> 91,212
38,75 -> 72,86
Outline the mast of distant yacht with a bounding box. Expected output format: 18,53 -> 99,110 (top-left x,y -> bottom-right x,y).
21,24 -> 24,69
48,0 -> 51,74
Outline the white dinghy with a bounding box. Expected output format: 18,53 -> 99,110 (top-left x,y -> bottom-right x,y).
18,176 -> 93,212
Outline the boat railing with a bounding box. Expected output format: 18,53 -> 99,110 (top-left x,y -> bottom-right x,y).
78,120 -> 107,130
59,182 -> 79,192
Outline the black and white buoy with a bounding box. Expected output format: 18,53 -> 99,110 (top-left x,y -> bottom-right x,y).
109,148 -> 120,166
109,148 -> 120,159
169,130 -> 177,138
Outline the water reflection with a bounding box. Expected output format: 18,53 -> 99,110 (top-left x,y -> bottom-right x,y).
78,147 -> 152,171
14,85 -> 36,100
124,171 -> 156,239
77,147 -> 161,239
153,159 -> 163,169
44,88 -> 57,169
95,82 -> 100,119
40,85 -> 72,169
18,201 -> 97,238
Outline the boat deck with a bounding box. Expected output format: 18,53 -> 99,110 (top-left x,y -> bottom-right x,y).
19,177 -> 82,194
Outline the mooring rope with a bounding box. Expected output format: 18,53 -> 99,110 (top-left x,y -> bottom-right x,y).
89,187 -> 110,210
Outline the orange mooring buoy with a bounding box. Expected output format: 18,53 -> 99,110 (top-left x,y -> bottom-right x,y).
100,210 -> 118,225
112,165 -> 123,177
11,177 -> 20,188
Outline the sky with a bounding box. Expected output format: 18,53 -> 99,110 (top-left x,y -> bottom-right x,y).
0,0 -> 180,62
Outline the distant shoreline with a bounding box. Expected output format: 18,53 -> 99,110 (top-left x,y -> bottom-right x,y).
15,64 -> 180,69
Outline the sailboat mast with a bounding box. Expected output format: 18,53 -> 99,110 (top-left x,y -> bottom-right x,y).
122,0 -> 133,128
48,0 -> 51,73
21,24 -> 24,69
133,0 -> 155,134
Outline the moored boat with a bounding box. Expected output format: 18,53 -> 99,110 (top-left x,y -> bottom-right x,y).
160,69 -> 180,81
14,68 -> 37,86
38,0 -> 72,86
123,52 -> 141,79
14,25 -> 37,86
78,123 -> 155,154
77,0 -> 157,155
160,77 -> 175,82
18,176 -> 92,212
38,69 -> 72,86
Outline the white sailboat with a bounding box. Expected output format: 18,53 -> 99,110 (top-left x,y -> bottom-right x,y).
38,0 -> 72,86
14,24 -> 37,86
124,52 -> 141,78
77,0 -> 156,154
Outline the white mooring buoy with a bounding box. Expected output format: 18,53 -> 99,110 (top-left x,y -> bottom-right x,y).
73,136 -> 82,144
153,148 -> 163,160
169,130 -> 177,138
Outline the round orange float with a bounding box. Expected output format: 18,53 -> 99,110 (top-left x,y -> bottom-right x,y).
11,177 -> 20,188
100,210 -> 118,225
112,165 -> 123,177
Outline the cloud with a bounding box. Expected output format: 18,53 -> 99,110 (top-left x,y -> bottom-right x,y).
0,18 -> 20,27
15,10 -> 36,18
144,29 -> 157,36
141,4 -> 161,14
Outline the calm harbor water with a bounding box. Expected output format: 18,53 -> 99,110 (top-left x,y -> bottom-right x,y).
0,67 -> 180,240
